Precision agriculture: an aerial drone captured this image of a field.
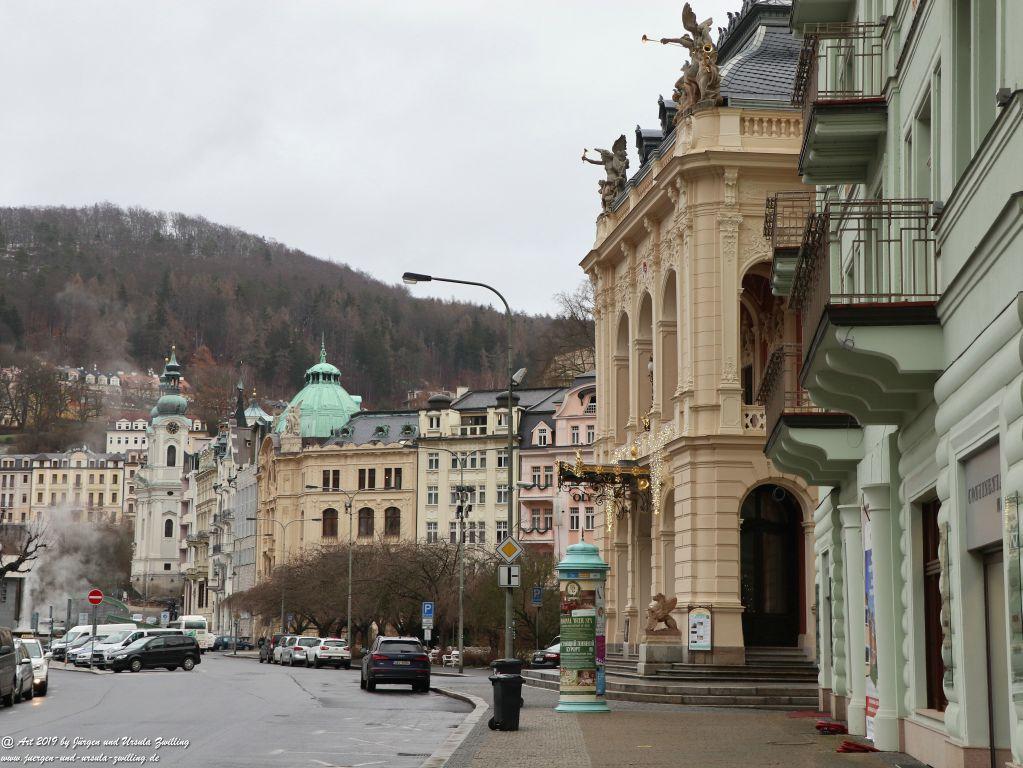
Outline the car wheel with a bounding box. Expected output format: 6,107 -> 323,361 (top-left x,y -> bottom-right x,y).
1,689 -> 12,707
36,682 -> 47,696
258,656 -> 263,664
334,664 -> 341,670
366,678 -> 376,691
24,683 -> 34,700
129,659 -> 143,673
359,674 -> 366,690
113,669 -> 122,674
344,661 -> 351,670
488,717 -> 497,731
182,657 -> 195,671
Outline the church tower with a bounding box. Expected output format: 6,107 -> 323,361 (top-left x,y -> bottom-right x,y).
130,348 -> 192,601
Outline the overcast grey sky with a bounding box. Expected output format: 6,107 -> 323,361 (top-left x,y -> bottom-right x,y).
1,1 -> 735,315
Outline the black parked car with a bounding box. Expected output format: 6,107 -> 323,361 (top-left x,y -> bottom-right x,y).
212,636 -> 253,651
360,636 -> 430,692
108,635 -> 201,673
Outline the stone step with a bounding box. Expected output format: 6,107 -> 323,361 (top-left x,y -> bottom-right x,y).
614,670 -> 818,684
521,671 -> 818,709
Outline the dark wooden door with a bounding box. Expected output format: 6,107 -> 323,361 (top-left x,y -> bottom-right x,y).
740,486 -> 801,646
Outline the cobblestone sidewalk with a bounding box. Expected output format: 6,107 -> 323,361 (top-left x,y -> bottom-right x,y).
445,684 -> 926,768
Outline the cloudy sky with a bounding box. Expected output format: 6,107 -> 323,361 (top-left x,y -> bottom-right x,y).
2,1 -> 736,315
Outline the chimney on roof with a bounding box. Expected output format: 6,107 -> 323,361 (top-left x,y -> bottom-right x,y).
635,124 -> 664,166
658,95 -> 678,136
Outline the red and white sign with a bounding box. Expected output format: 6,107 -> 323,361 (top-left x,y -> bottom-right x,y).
87,589 -> 103,606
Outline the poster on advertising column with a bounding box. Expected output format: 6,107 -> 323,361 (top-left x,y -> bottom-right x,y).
559,578 -> 597,697
863,508 -> 879,742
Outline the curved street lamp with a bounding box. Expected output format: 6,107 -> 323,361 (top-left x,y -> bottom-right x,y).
402,271 -> 519,660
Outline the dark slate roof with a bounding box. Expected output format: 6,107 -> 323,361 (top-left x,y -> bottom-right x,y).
451,388 -> 563,412
519,412 -> 556,450
323,410 -> 419,446
717,1 -> 799,103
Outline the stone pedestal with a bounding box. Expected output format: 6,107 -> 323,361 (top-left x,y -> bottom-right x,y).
637,632 -> 684,675
280,434 -> 302,454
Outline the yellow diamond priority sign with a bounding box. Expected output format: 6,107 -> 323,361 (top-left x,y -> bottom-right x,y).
496,536 -> 524,564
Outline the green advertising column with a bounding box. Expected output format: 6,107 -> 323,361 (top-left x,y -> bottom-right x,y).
555,540 -> 610,713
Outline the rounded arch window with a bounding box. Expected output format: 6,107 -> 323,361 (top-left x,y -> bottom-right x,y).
322,508 -> 339,538
166,445 -> 177,467
384,507 -> 401,537
163,518 -> 173,538
357,507 -> 374,538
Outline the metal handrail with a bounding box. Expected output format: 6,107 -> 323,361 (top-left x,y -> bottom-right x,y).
793,198 -> 938,359
792,22 -> 886,124
764,191 -> 815,250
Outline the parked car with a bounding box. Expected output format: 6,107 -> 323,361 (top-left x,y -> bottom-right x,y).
272,635 -> 298,664
0,628 -> 19,706
94,629 -> 183,668
52,623 -> 136,661
211,636 -> 253,651
361,636 -> 430,692
258,634 -> 283,664
62,635 -> 95,666
19,638 -> 48,696
12,641 -> 35,702
281,636 -> 320,666
71,635 -> 111,667
107,635 -> 201,673
531,643 -> 560,669
310,638 -> 350,669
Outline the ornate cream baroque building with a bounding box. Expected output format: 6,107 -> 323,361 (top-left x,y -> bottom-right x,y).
584,2 -> 816,669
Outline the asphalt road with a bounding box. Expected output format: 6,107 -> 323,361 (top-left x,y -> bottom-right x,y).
0,654 -> 472,768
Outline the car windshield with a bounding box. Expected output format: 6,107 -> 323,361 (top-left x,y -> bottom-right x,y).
23,642 -> 42,658
102,631 -> 132,644
378,642 -> 423,655
65,630 -> 87,644
547,644 -> 560,653
69,636 -> 93,648
183,621 -> 205,630
322,640 -> 346,647
297,638 -> 318,647
121,637 -> 152,652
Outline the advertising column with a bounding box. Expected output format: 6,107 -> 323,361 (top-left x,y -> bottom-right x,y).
555,540 -> 610,713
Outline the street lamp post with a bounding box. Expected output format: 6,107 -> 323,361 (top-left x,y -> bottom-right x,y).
304,485 -> 368,647
403,271 -> 520,661
246,515 -> 321,634
403,441 -> 467,674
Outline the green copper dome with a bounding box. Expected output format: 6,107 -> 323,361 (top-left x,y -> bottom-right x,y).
275,340 -> 362,438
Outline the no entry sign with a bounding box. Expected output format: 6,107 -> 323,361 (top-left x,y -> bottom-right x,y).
87,589 -> 103,606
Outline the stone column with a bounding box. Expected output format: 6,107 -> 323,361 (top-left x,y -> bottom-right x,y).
861,483 -> 899,751
839,503 -> 867,736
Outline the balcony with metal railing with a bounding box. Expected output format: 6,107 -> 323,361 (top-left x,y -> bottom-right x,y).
764,190 -> 816,296
757,344 -> 862,487
790,199 -> 944,425
790,0 -> 857,32
791,22 -> 886,183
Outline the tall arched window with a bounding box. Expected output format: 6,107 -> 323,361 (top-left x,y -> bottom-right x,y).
357,507 -> 374,538
166,445 -> 177,467
384,507 -> 401,537
322,508 -> 339,538
163,519 -> 173,538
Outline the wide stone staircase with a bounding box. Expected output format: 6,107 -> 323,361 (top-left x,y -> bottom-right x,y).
521,646 -> 819,709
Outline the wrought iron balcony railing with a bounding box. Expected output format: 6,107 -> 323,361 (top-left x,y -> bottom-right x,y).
757,344 -> 826,440
792,22 -> 885,124
791,198 -> 939,359
764,191 -> 816,252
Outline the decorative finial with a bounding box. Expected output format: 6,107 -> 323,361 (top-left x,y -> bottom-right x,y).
319,333 -> 327,364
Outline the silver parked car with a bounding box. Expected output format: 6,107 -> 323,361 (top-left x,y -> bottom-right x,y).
281,637 -> 320,667
19,639 -> 48,696
13,641 -> 35,702
272,635 -> 298,664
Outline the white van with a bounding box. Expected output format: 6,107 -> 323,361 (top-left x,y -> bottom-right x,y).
52,624 -> 137,661
93,628 -> 183,668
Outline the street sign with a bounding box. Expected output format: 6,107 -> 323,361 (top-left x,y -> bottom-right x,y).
424,628 -> 432,642
131,613 -> 143,622
160,611 -> 170,626
531,586 -> 543,607
498,564 -> 521,588
422,601 -> 434,620
496,536 -> 524,564
87,589 -> 103,606
422,617 -> 434,629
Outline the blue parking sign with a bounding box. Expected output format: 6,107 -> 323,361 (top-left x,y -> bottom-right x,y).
422,601 -> 434,619
531,586 -> 543,607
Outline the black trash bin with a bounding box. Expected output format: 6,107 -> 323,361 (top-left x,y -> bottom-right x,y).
488,673 -> 523,731
490,658 -> 524,676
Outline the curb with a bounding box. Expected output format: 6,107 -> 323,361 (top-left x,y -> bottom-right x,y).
424,686 -> 489,768
52,664 -> 108,675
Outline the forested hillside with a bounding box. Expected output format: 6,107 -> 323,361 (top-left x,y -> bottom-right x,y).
0,205 -> 584,411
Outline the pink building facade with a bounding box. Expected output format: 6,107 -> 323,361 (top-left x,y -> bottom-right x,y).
517,372 -> 598,559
